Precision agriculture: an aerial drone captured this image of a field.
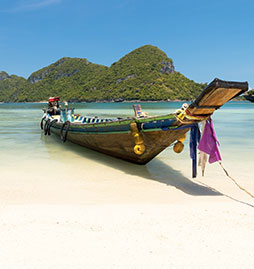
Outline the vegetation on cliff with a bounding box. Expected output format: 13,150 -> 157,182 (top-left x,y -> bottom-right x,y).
0,45 -> 207,102
0,72 -> 29,102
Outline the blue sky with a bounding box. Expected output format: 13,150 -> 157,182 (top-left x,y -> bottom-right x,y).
0,0 -> 253,87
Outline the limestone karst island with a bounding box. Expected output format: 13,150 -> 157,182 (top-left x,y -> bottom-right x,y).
0,45 -> 207,102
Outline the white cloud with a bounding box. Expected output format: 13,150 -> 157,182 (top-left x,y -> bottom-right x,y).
8,0 -> 62,13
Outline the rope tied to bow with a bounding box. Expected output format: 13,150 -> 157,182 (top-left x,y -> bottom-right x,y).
219,162 -> 254,199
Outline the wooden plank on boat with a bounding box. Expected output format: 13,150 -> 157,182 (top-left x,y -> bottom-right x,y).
187,78 -> 248,115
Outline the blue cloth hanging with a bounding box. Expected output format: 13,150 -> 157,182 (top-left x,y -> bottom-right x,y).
189,123 -> 201,178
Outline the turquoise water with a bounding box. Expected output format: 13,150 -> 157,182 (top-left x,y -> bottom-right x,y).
0,101 -> 253,175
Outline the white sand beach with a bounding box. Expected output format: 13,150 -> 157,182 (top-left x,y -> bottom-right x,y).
0,151 -> 254,269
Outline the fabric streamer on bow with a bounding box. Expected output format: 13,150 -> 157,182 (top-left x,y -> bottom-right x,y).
198,118 -> 222,165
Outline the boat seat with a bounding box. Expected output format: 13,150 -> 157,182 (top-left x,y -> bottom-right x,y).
133,104 -> 148,118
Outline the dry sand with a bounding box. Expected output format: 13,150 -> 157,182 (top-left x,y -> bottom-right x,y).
0,154 -> 254,269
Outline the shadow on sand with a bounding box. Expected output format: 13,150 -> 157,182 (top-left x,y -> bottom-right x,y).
42,134 -> 221,197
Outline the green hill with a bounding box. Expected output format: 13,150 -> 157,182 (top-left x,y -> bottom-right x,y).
0,72 -> 29,102
27,57 -> 108,102
0,45 -> 207,102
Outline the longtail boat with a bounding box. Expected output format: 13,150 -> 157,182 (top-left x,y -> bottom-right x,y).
41,78 -> 248,167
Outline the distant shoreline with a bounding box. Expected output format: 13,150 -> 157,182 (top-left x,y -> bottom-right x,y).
0,99 -> 191,104
0,98 -> 246,104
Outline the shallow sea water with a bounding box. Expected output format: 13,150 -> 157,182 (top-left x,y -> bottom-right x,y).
0,101 -> 253,180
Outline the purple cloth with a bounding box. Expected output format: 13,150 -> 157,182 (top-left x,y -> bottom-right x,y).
198,119 -> 222,164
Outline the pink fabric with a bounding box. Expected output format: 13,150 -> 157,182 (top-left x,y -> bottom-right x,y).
198,119 -> 222,164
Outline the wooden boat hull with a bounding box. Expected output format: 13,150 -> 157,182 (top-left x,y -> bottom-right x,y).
46,116 -> 188,164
